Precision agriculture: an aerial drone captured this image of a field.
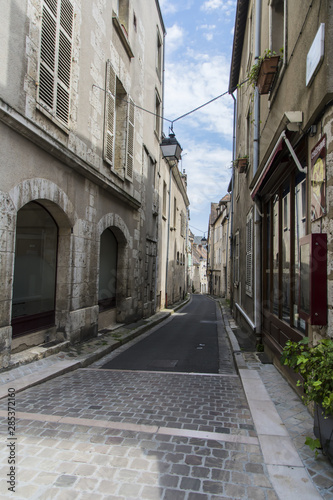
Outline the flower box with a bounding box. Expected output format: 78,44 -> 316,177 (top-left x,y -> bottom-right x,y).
257,56 -> 280,94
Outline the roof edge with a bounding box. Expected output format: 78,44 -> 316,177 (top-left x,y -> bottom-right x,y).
228,0 -> 250,93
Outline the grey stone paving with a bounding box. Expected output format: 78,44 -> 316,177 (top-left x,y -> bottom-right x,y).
0,367 -> 279,500
0,414 -> 278,499
0,369 -> 254,437
258,363 -> 333,499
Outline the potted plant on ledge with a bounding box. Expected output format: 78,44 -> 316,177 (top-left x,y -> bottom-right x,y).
234,156 -> 248,173
248,49 -> 281,94
281,337 -> 333,462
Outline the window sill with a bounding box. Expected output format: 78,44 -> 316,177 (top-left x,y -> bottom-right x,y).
112,14 -> 134,58
36,103 -> 70,135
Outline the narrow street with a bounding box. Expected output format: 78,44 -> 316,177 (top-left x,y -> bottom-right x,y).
101,295 -> 222,373
0,296 -> 328,499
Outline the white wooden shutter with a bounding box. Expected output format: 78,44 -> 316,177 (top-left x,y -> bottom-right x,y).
125,97 -> 135,181
56,0 -> 73,124
246,209 -> 253,295
39,0 -> 73,126
104,61 -> 116,167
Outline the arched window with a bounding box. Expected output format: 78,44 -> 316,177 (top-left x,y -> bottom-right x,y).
12,202 -> 58,336
99,228 -> 118,310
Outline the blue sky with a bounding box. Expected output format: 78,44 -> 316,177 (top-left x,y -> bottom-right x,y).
159,0 -> 237,238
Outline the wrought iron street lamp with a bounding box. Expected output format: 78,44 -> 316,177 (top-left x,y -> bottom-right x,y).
160,133 -> 182,163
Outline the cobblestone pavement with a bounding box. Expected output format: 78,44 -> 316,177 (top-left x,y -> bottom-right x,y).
0,369 -> 279,499
0,296 -> 332,498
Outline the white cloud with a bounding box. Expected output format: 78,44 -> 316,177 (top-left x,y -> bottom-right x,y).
165,24 -> 185,54
164,53 -> 233,138
159,0 -> 178,15
201,0 -> 223,10
181,140 -> 232,230
201,0 -> 236,16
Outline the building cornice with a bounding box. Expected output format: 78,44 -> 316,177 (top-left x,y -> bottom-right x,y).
229,0 -> 250,93
172,164 -> 190,207
0,99 -> 141,210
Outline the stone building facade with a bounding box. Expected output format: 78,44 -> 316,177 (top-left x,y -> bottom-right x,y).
0,0 -> 183,368
158,161 -> 189,308
188,234 -> 208,295
229,0 -> 333,379
207,195 -> 231,298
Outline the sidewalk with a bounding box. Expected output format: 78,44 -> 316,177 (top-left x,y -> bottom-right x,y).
0,295 -> 332,499
0,300 -> 188,400
217,297 -> 333,500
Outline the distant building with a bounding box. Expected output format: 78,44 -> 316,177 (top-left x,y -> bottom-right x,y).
190,236 -> 208,294
207,195 -> 231,298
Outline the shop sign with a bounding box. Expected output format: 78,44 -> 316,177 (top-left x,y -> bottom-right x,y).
306,23 -> 325,86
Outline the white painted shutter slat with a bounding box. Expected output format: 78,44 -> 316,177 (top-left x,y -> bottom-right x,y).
125,97 -> 135,181
104,61 -> 116,166
39,0 -> 73,126
55,0 -> 73,124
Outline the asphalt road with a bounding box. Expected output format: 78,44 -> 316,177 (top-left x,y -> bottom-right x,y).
101,294 -> 219,373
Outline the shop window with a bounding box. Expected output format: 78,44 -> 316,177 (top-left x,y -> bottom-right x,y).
293,174 -> 307,332
98,229 -> 117,310
38,0 -> 74,127
12,202 -> 58,336
272,194 -> 280,316
263,169 -> 307,334
265,203 -> 271,308
282,185 -> 290,322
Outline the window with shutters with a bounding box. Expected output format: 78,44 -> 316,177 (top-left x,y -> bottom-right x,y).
155,90 -> 161,139
38,0 -> 73,128
104,60 -> 134,181
234,231 -> 239,285
246,208 -> 253,296
156,27 -> 162,80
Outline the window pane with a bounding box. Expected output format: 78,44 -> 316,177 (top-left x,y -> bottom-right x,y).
265,203 -> 271,307
272,195 -> 279,316
282,185 -> 290,322
294,174 -> 306,332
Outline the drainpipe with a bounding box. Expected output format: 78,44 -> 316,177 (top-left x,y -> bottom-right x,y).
253,0 -> 262,339
230,93 -> 236,305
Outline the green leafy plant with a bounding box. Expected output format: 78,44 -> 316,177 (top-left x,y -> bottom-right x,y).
281,337 -> 333,456
281,337 -> 333,415
247,48 -> 282,88
305,437 -> 321,457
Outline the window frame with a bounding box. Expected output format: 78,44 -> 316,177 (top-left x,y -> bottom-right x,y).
104,60 -> 135,182
246,208 -> 254,296
37,0 -> 74,130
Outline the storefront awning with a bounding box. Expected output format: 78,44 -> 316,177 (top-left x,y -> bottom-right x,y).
250,130 -> 307,200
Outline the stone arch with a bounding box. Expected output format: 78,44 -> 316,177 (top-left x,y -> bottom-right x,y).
7,179 -> 78,341
9,178 -> 77,227
97,213 -> 133,323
